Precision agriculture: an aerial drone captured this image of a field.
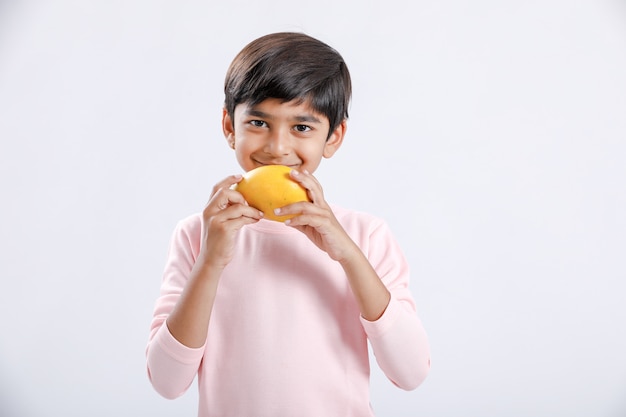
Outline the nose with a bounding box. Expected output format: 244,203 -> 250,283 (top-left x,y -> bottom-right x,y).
265,128 -> 291,156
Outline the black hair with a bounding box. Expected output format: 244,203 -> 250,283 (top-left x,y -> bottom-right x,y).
224,32 -> 351,138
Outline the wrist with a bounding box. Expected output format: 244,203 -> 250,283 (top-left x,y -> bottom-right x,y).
192,254 -> 226,279
337,241 -> 365,267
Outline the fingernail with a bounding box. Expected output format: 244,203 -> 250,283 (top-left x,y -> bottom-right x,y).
274,208 -> 281,215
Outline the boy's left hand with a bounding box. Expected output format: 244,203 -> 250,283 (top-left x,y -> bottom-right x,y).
275,169 -> 357,263
281,169 -> 392,321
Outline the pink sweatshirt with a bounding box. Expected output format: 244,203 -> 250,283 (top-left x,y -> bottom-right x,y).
146,205 -> 430,417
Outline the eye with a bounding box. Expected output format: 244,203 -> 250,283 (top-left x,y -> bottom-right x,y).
249,120 -> 267,128
294,124 -> 311,133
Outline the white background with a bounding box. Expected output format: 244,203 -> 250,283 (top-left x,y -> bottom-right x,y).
1,1 -> 625,416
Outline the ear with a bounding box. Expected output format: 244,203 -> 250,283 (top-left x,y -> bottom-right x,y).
323,119 -> 347,158
222,108 -> 236,149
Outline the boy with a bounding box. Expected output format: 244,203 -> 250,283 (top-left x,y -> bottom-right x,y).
146,32 -> 430,417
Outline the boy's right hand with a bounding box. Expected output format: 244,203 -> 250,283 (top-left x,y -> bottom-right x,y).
197,174 -> 263,269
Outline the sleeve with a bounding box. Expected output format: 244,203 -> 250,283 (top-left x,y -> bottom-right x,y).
359,220 -> 431,390
145,217 -> 205,399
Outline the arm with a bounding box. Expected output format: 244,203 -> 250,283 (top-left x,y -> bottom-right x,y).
358,221 -> 431,390
146,175 -> 263,398
278,169 -> 389,320
336,239 -> 390,321
338,233 -> 430,389
280,170 -> 430,389
146,217 -> 207,399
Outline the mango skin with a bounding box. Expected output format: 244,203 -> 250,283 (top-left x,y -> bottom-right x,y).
232,165 -> 310,222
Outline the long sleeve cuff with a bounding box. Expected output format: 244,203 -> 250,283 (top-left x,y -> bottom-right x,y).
146,323 -> 206,399
359,296 -> 403,339
359,297 -> 431,390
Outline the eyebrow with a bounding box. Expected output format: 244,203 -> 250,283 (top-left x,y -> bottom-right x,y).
244,109 -> 322,124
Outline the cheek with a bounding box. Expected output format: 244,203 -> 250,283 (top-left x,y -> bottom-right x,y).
232,142 -> 259,171
298,141 -> 326,158
234,146 -> 248,162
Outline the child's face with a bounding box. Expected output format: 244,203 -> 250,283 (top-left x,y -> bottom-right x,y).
222,98 -> 345,174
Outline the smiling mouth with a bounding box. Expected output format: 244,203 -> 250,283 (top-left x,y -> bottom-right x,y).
256,161 -> 300,168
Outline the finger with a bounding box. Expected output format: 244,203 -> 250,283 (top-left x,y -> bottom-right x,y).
204,188 -> 258,222
220,214 -> 264,230
211,186 -> 248,210
206,204 -> 263,229
209,174 -> 243,199
289,169 -> 323,204
274,200 -> 329,223
282,211 -> 332,230
221,202 -> 264,220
